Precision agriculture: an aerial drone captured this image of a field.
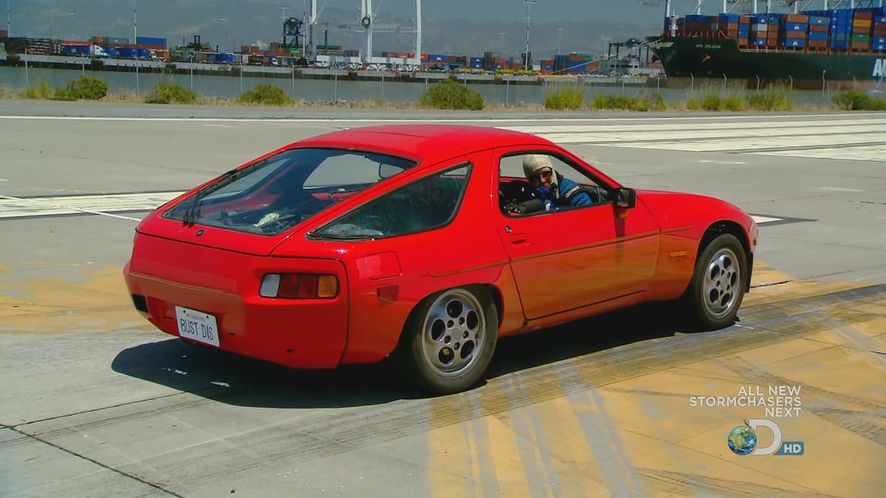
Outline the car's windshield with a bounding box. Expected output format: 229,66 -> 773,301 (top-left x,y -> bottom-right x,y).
163,148 -> 417,235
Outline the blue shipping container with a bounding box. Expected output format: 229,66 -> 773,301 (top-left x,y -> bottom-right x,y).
428,54 -> 446,62
808,31 -> 828,41
136,36 -> 166,47
784,39 -> 805,48
470,57 -> 483,68
61,45 -> 89,56
809,16 -> 829,26
784,23 -> 808,31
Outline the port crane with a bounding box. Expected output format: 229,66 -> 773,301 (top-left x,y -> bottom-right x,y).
305,0 -> 422,68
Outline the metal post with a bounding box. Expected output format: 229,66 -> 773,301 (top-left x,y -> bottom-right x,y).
6,0 -> 10,36
506,79 -> 510,106
333,72 -> 337,101
189,66 -> 193,91
291,66 -> 295,100
821,70 -> 826,101
381,72 -> 384,101
523,0 -> 536,70
133,0 -> 140,94
239,65 -> 243,93
24,58 -> 29,87
788,75 -> 793,94
690,72 -> 695,94
82,54 -> 86,76
755,74 -> 761,91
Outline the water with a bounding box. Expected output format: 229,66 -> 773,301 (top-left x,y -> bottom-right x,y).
0,65 -> 839,107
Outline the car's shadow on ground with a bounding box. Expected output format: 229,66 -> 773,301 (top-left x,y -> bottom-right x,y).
112,302 -> 691,409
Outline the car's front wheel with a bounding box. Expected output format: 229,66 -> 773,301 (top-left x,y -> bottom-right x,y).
400,287 -> 498,395
685,233 -> 748,330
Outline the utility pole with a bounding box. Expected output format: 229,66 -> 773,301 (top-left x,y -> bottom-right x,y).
133,0 -> 139,94
523,0 -> 536,70
6,0 -> 10,36
557,27 -> 564,55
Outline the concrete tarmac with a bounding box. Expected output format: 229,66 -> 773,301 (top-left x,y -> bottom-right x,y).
0,103 -> 884,497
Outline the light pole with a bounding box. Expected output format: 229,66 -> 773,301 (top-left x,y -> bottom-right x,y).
6,0 -> 10,36
557,27 -> 564,56
133,0 -> 140,94
523,0 -> 536,70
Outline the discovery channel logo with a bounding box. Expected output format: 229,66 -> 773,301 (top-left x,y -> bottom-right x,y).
727,419 -> 805,456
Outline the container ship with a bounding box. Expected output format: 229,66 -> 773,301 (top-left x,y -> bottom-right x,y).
649,4 -> 886,89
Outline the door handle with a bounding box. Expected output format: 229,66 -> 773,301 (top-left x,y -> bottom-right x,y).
509,232 -> 528,245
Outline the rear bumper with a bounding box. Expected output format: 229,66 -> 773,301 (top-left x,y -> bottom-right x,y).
123,236 -> 348,369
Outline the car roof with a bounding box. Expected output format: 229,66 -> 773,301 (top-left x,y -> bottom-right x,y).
292,124 -> 554,164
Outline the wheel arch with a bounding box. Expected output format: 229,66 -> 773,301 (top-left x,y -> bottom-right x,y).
392,283 -> 504,356
698,220 -> 753,292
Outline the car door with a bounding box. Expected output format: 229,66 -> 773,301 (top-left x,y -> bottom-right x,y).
493,147 -> 660,320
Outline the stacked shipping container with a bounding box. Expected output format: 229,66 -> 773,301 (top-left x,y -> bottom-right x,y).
874,14 -> 886,52
671,7 -> 886,54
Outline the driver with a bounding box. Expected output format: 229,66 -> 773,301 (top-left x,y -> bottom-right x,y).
523,154 -> 592,211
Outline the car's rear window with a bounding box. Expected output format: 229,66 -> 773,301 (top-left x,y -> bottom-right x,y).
163,148 -> 417,235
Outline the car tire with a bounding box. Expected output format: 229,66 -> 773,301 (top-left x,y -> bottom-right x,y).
684,233 -> 747,330
399,286 -> 498,395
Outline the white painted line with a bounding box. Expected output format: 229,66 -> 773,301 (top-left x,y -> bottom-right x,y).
816,187 -> 864,192
0,192 -> 184,221
752,215 -> 782,225
501,119 -> 886,134
0,113 -> 873,124
750,144 -> 886,162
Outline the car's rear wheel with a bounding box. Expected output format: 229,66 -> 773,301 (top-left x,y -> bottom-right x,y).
400,287 -> 498,395
685,233 -> 747,330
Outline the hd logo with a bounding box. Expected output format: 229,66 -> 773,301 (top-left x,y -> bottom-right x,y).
727,419 -> 805,456
875,59 -> 886,78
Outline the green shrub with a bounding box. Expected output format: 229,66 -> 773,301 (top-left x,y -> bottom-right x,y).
833,91 -> 886,111
21,80 -> 53,99
420,78 -> 484,110
544,86 -> 584,110
592,94 -> 633,110
238,84 -> 293,106
591,92 -> 666,112
53,76 -> 108,101
747,88 -> 793,111
692,93 -> 747,111
145,83 -> 198,104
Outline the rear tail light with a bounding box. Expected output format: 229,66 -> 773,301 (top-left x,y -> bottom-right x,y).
260,273 -> 338,299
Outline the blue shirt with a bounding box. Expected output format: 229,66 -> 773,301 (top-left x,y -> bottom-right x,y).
537,177 -> 592,210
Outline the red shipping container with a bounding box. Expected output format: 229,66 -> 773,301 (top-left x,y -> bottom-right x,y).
810,24 -> 829,32
785,31 -> 806,39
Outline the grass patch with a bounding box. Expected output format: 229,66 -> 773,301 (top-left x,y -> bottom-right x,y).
145,83 -> 198,104
833,91 -> 886,111
747,87 -> 794,111
544,86 -> 584,110
420,78 -> 484,110
21,80 -> 53,100
686,93 -> 747,111
238,84 -> 293,106
592,92 -> 666,111
53,76 -> 108,101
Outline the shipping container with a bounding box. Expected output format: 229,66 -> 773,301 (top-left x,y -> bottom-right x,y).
0,30 -> 7,39
136,36 -> 166,47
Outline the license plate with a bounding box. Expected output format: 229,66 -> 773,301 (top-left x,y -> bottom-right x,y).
175,306 -> 220,347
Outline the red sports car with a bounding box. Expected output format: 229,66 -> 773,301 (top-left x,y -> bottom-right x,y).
124,125 -> 757,394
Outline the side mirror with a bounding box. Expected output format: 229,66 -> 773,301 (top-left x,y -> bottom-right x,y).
613,187 -> 636,209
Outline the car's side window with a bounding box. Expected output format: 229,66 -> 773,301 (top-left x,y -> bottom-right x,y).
313,163 -> 471,239
499,153 -> 608,217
